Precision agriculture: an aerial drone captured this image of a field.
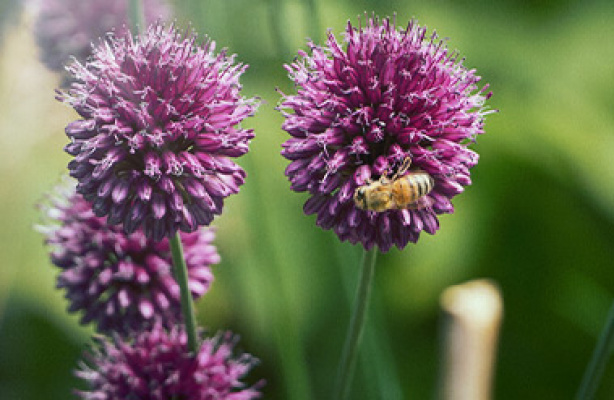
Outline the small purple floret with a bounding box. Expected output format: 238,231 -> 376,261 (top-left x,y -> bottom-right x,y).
59,24 -> 258,240
75,323 -> 263,400
41,181 -> 219,336
279,16 -> 494,252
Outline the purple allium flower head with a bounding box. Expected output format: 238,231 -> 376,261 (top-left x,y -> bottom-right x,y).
34,0 -> 170,74
75,323 -> 263,400
279,16 -> 494,252
59,23 -> 258,241
40,181 -> 219,336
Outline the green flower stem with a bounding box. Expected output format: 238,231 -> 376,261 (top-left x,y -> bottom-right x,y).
333,247 -> 378,400
170,232 -> 199,354
335,244 -> 403,399
128,0 -> 145,35
576,299 -> 614,400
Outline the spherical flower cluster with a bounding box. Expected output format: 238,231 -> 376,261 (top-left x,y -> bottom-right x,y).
279,16 -> 493,252
75,324 -> 262,400
59,24 -> 258,241
34,0 -> 170,74
41,182 -> 219,336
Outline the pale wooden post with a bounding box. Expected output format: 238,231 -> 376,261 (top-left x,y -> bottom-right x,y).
438,279 -> 503,400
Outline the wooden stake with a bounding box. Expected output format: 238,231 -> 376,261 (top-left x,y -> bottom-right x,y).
438,279 -> 503,400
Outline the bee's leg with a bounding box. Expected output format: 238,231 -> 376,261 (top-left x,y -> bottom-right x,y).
406,196 -> 434,210
391,156 -> 413,181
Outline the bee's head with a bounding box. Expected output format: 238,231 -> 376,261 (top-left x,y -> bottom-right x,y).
353,187 -> 368,210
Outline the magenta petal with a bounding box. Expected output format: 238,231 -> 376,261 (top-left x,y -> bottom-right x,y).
112,180 -> 130,204
117,289 -> 130,309
152,193 -> 167,220
139,299 -> 154,319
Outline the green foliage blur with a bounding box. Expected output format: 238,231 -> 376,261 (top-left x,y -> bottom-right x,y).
1,0 -> 614,398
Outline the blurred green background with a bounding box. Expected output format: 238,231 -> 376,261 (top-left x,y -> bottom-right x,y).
1,0 -> 614,398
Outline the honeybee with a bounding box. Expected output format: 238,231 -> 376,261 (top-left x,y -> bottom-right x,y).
353,157 -> 435,212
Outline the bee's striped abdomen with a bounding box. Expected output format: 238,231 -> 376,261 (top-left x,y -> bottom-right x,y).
393,171 -> 434,208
